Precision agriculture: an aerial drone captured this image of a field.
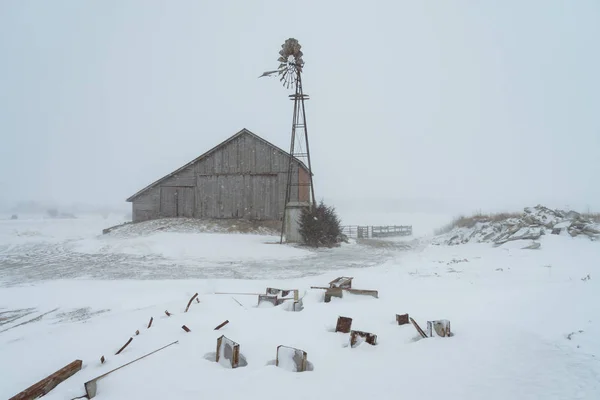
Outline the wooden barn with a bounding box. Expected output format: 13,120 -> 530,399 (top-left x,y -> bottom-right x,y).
126,128 -> 311,222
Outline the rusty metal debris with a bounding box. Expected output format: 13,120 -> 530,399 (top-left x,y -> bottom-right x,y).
214,320 -> 229,330
164,310 -> 171,317
410,317 -> 428,339
350,330 -> 377,347
276,345 -> 308,372
216,336 -> 240,368
100,356 -> 105,364
181,325 -> 191,332
115,337 -> 133,355
83,341 -> 178,399
147,317 -> 153,328
9,359 -> 82,400
185,293 -> 199,312
427,320 -> 452,337
335,316 -> 353,333
396,313 -> 409,325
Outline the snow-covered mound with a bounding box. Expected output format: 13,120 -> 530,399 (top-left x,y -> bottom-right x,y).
435,205 -> 600,246
103,218 -> 280,237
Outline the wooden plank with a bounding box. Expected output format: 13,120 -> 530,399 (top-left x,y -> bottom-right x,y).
10,360 -> 82,400
410,317 -> 428,339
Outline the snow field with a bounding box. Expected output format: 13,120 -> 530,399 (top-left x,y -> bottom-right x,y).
1,232 -> 599,399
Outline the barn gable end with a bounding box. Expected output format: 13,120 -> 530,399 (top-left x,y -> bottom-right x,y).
127,128 -> 310,222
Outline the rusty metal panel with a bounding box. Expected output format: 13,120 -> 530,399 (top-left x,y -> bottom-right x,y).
216,336 -> 240,368
276,345 -> 308,372
396,313 -> 409,325
350,330 -> 377,348
427,320 -> 452,337
335,316 -> 353,333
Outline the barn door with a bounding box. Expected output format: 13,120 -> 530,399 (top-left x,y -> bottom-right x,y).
160,187 -> 177,217
176,187 -> 195,218
160,186 -> 194,218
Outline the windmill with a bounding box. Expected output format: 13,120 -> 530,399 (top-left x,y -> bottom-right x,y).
261,38 -> 316,243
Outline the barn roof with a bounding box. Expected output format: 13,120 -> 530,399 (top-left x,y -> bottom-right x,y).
126,128 -> 311,202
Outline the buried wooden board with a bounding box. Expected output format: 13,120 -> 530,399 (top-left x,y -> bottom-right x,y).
257,294 -> 281,306
350,330 -> 377,347
335,316 -> 353,333
276,345 -> 308,372
323,288 -> 378,303
10,360 -> 82,400
216,336 -> 240,368
410,317 -> 428,339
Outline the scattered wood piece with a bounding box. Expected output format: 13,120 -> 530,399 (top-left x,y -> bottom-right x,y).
231,297 -> 246,309
214,292 -> 263,296
396,313 -> 409,325
329,276 -> 353,289
276,345 -> 308,372
181,325 -> 191,332
164,310 -> 171,317
216,336 -> 240,368
100,356 -> 105,364
9,359 -> 82,400
322,287 -> 378,302
324,287 -> 343,303
258,294 -> 281,306
410,317 -> 428,339
84,341 -> 178,399
266,288 -> 291,297
135,330 -> 140,336
196,298 -> 200,303
427,320 -> 452,337
350,330 -> 377,347
335,316 -> 353,333
185,293 -> 199,312
344,288 -> 379,298
147,317 -> 153,328
115,337 -> 133,355
214,320 -> 229,330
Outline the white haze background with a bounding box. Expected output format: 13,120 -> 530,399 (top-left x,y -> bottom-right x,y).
1,0 -> 599,219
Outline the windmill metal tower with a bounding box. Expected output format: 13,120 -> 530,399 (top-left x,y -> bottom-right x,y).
260,38 -> 316,243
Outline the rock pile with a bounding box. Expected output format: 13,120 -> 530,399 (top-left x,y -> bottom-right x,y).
436,205 -> 600,246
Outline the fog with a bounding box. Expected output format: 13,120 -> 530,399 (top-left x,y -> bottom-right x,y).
1,1 -> 599,218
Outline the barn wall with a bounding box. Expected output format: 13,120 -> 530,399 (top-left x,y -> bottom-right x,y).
130,132 -> 309,222
132,189 -> 160,222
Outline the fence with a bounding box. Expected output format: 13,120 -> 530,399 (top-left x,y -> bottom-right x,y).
341,225 -> 413,239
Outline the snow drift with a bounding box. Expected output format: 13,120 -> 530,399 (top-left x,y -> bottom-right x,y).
435,205 -> 600,246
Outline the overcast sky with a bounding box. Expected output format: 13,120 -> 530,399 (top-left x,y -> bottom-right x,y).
1,0 -> 599,215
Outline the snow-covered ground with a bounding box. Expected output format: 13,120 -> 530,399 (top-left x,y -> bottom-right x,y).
1,215 -> 599,399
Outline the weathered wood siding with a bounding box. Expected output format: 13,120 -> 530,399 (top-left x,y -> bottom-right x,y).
131,132 -> 307,222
